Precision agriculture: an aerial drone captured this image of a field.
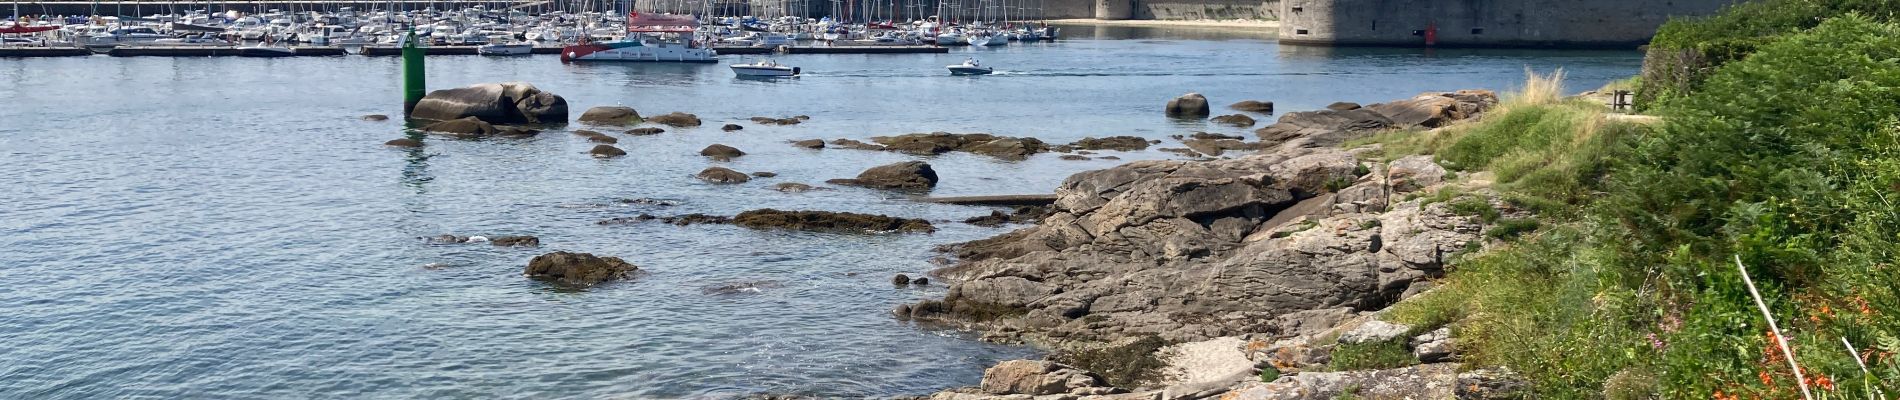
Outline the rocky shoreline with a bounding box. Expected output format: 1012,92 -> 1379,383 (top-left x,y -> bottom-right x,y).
391,82 -> 1526,398
890,90 -> 1531,399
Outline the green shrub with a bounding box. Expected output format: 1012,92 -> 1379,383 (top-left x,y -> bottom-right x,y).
1485,218 -> 1540,241
1328,339 -> 1416,371
1259,367 -> 1280,383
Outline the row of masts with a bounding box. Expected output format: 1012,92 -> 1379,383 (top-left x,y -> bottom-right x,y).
634,0 -> 1047,23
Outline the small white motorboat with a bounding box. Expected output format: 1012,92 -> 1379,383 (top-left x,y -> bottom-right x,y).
731,59 -> 800,77
478,42 -> 532,56
947,58 -> 993,75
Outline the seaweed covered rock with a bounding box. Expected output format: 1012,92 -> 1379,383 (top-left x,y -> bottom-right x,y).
578,106 -> 640,126
419,116 -> 499,136
697,167 -> 751,183
827,161 -> 939,190
732,209 -> 934,233
1068,136 -> 1154,151
701,144 -> 746,161
523,251 -> 638,287
1230,100 -> 1275,113
590,145 -> 627,157
647,112 -> 702,127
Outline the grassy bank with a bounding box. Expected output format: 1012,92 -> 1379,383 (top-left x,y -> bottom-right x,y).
1363,13 -> 1900,398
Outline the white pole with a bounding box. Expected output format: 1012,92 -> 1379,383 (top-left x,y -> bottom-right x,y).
1736,255 -> 1815,400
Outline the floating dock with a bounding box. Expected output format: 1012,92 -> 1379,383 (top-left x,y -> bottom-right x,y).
105,46 -> 347,57
0,47 -> 92,57
356,45 -> 565,56
713,45 -> 949,55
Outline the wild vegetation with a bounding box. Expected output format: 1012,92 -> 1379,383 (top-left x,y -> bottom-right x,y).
1369,12 -> 1900,399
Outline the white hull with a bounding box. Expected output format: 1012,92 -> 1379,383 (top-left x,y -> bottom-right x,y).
479,43 -> 533,56
563,40 -> 717,63
731,65 -> 797,77
948,66 -> 993,75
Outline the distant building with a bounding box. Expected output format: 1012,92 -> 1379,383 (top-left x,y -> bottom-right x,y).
1278,0 -> 1740,48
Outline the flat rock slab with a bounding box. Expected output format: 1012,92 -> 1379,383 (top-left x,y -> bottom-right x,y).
915,194 -> 1058,206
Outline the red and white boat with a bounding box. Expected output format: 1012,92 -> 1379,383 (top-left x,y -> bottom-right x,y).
560,12 -> 716,63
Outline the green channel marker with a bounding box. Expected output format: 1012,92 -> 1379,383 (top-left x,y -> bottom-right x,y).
401,28 -> 425,116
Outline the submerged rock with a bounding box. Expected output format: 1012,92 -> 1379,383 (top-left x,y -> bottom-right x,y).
894,274 -> 912,285
829,138 -> 887,151
1068,136 -> 1154,151
523,251 -> 638,287
703,280 -> 784,295
791,139 -> 826,149
721,123 -> 744,131
827,161 -> 939,190
578,106 -> 640,126
362,114 -> 390,121
647,112 -> 702,127
1230,100 -> 1275,113
772,182 -> 820,192
626,127 -> 666,136
1166,92 -> 1211,118
701,144 -> 746,161
750,116 -> 802,125
576,130 -> 618,144
751,171 -> 777,178
419,116 -> 499,136
409,82 -> 568,124
589,144 -> 627,157
385,138 -> 422,148
1211,114 -> 1257,127
489,235 -> 541,247
697,167 -> 750,183
732,209 -> 935,233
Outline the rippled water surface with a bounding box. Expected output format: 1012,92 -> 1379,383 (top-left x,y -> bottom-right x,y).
0,26 -> 1641,398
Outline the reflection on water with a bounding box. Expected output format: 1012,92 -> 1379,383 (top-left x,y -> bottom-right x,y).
0,26 -> 1642,399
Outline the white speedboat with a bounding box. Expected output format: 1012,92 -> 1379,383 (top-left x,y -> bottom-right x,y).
151,34 -> 232,46
478,42 -> 532,56
935,32 -> 964,46
730,59 -> 798,77
236,45 -> 296,57
947,58 -> 993,75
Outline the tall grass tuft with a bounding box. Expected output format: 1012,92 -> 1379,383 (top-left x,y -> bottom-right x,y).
1506,68 -> 1567,108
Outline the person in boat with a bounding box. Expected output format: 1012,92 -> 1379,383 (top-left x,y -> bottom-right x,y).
964,57 -> 979,67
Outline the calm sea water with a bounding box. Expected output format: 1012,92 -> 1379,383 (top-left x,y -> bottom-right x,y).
0,26 -> 1641,398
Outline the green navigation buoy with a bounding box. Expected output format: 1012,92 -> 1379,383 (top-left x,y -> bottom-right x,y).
401,28 -> 425,116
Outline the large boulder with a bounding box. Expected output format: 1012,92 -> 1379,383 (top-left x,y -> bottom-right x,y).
827,161 -> 939,190
1166,93 -> 1211,118
1365,90 -> 1500,129
648,112 -> 702,127
523,251 -> 638,287
578,106 -> 640,125
979,360 -> 1107,395
409,82 -> 568,124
